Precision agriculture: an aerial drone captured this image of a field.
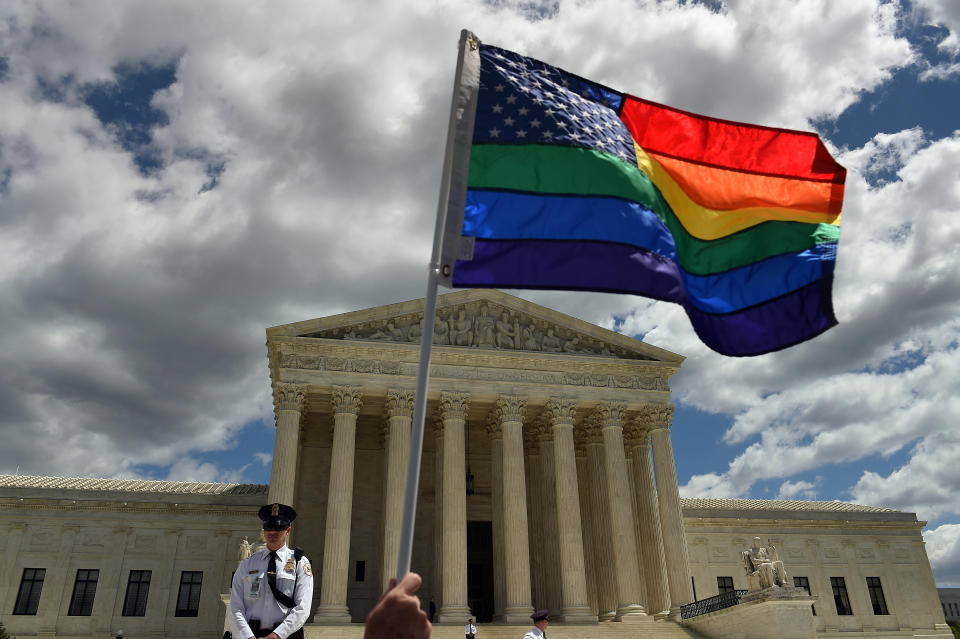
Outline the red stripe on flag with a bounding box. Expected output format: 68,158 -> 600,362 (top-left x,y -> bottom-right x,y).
619,95 -> 847,184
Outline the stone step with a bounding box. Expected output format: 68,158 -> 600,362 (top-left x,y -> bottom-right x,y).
303,621 -> 704,639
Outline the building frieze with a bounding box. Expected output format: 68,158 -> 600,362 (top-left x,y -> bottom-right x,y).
274,346 -> 673,393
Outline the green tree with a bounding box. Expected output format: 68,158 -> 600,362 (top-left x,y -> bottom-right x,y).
0,620 -> 13,639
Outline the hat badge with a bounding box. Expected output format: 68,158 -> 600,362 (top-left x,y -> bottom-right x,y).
271,503 -> 279,517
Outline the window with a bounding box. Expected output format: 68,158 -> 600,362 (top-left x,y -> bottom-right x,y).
355,560 -> 366,582
175,571 -> 203,617
122,570 -> 152,617
830,577 -> 853,615
793,576 -> 816,616
716,576 -> 734,594
865,577 -> 888,615
68,569 -> 99,616
13,568 -> 46,615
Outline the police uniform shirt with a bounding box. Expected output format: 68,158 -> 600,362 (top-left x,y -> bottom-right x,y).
523,626 -> 545,639
230,544 -> 313,639
465,622 -> 477,636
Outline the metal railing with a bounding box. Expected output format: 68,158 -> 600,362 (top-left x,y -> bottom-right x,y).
680,589 -> 749,619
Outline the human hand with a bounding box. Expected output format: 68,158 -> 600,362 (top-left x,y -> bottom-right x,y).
265,633 -> 280,639
364,572 -> 431,639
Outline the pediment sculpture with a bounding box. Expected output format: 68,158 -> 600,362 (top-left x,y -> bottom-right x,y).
303,301 -> 652,360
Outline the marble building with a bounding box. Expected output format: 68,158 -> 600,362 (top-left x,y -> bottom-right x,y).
0,290 -> 950,638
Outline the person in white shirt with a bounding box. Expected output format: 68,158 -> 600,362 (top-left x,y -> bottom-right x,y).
522,610 -> 549,639
230,503 -> 313,639
465,617 -> 477,639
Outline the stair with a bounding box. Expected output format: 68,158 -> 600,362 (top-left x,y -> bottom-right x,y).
303,619 -> 704,639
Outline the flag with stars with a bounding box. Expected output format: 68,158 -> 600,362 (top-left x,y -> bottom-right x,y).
444,37 -> 846,357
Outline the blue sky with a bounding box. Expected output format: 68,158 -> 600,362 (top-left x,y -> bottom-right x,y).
1,0 -> 959,584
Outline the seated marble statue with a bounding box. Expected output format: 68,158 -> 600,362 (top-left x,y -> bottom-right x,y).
741,537 -> 789,590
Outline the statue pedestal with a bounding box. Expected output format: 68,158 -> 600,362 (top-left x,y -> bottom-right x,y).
682,587 -> 817,639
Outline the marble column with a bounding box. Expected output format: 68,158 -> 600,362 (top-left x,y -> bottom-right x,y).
646,404 -> 693,618
381,389 -> 414,590
596,403 -> 646,620
543,398 -> 595,623
582,417 -> 617,621
433,417 -> 444,608
315,386 -> 363,623
536,420 -> 562,614
496,395 -> 535,623
625,422 -> 670,619
488,415 -> 506,621
437,391 -> 471,623
268,383 -> 306,505
523,426 -> 546,611
574,437 -> 599,616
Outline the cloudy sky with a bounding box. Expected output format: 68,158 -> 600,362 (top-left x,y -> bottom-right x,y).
2,0 -> 959,584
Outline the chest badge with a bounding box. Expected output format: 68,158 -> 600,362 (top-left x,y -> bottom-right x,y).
284,558 -> 295,572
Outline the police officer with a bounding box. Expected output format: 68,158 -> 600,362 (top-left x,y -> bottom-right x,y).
230,503 -> 313,639
522,610 -> 549,639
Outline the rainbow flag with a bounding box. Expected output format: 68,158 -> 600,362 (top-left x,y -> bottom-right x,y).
444,40 -> 845,356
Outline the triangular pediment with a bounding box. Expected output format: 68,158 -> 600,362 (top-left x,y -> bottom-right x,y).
269,290 -> 682,363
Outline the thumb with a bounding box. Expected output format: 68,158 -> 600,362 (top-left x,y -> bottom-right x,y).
396,571 -> 423,595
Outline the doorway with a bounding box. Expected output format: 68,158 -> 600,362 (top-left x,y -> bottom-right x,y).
467,520 -> 495,622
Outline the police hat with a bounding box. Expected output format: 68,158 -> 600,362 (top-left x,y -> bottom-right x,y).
258,502 -> 296,529
531,609 -> 549,622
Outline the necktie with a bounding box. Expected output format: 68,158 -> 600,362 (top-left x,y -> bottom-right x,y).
267,551 -> 278,590
266,550 -> 297,608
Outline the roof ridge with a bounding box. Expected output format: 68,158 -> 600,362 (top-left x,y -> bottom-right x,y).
680,496 -> 899,513
0,474 -> 269,495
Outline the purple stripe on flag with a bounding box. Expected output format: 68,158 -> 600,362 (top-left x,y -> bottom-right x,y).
453,238 -> 685,302
454,238 -> 837,356
686,277 -> 837,356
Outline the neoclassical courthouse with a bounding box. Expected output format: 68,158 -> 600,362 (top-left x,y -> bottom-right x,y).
0,291 -> 950,638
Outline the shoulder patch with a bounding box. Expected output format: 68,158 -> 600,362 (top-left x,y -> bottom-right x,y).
303,562 -> 312,576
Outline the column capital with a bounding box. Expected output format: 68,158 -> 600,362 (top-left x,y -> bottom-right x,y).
439,391 -> 470,421
274,382 -> 307,413
594,402 -> 626,429
542,397 -> 577,427
638,403 -> 674,432
385,389 -> 415,419
622,421 -> 650,450
331,385 -> 363,415
495,395 -> 527,423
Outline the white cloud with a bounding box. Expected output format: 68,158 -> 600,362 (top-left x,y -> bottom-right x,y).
924,523 -> 960,587
254,452 -> 272,467
913,0 -> 960,54
777,480 -> 817,501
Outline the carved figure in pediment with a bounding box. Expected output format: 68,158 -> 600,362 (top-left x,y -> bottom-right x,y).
521,323 -> 541,351
433,314 -> 450,344
541,327 -> 561,352
474,304 -> 497,347
563,335 -> 583,353
407,319 -> 423,342
370,321 -> 404,341
495,312 -> 518,349
451,309 -> 473,346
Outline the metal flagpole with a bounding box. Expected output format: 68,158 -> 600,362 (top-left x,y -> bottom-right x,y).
396,29 -> 480,580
